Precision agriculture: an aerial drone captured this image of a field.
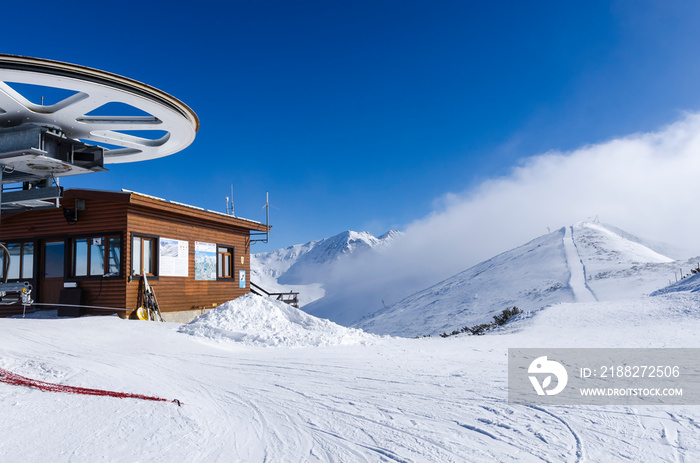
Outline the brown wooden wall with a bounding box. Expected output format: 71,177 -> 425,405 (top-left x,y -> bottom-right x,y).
0,189 -> 261,316
125,203 -> 252,313
0,193 -> 129,311
0,194 -> 128,241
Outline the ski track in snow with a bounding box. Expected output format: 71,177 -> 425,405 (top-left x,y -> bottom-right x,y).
3,293 -> 700,461
0,326 -> 601,463
563,226 -> 598,303
525,405 -> 583,463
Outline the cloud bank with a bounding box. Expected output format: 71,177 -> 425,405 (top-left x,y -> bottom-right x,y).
306,113 -> 700,322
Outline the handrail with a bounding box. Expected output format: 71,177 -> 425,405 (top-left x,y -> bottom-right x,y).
250,281 -> 300,308
250,281 -> 271,297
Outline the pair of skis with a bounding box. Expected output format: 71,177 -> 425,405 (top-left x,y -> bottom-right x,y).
137,272 -> 163,322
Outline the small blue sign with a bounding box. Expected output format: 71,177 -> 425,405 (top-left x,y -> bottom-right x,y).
239,270 -> 246,288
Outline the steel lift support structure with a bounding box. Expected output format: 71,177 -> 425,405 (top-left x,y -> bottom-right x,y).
0,54 -> 198,308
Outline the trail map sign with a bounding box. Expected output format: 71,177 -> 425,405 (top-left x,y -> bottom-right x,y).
160,238 -> 189,277
195,242 -> 216,280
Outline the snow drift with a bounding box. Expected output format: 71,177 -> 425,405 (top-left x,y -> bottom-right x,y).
651,272 -> 700,296
178,294 -> 377,347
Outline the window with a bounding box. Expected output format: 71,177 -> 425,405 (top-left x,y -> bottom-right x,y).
72,235 -> 121,277
217,246 -> 233,279
132,235 -> 157,276
0,241 -> 34,280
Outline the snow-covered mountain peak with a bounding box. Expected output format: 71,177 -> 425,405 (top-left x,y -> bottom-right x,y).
302,230 -> 381,264
355,222 -> 684,337
573,221 -> 673,265
355,226 -> 572,337
377,229 -> 402,242
252,229 -> 400,293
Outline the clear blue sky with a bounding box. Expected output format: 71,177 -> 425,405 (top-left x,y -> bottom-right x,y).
4,1 -> 700,251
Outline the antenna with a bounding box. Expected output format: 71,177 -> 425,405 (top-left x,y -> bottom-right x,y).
265,191 -> 269,233
225,184 -> 235,216
251,191 -> 275,244
226,183 -> 236,215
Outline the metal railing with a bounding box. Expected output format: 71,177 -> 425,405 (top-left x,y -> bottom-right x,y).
250,281 -> 300,308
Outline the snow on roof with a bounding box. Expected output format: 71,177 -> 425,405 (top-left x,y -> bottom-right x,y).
122,189 -> 263,225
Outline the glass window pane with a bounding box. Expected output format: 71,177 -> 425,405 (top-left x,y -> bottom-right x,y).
224,254 -> 231,277
217,253 -> 222,277
108,238 -> 120,275
45,241 -> 64,278
133,237 -> 141,274
74,239 -> 87,276
7,243 -> 20,280
90,238 -> 105,276
22,242 -> 33,279
143,239 -> 152,274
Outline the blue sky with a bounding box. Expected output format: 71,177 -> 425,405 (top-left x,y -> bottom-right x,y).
4,1 -> 700,251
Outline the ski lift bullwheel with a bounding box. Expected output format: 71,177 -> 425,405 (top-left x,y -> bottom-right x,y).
0,53 -> 199,164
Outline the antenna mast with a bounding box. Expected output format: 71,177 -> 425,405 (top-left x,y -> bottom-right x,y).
225,184 -> 235,216
250,191 -> 270,244
266,191 -> 269,235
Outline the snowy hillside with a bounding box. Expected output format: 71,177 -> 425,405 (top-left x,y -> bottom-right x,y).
251,229 -> 400,306
2,290 -> 700,461
573,222 -> 676,300
651,270 -> 700,296
356,222 -> 691,337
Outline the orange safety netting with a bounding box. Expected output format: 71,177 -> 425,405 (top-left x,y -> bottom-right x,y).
0,368 -> 181,405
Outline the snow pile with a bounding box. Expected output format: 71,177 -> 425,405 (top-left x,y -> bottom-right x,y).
179,294 -> 377,347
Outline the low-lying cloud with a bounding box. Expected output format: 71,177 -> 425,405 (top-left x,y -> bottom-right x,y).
308,113 -> 700,322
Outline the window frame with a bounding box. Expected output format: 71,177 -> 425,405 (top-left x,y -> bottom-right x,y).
131,233 -> 159,279
216,245 -> 234,280
0,240 -> 36,281
70,233 -> 122,280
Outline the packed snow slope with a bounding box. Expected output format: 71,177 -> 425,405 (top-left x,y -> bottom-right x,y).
356,222 -> 693,337
571,222 -> 679,300
251,229 -> 400,306
651,271 -> 700,296
2,291 -> 700,462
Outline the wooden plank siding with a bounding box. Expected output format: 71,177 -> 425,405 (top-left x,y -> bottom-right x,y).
125,204 -> 253,313
0,193 -> 129,314
0,189 -> 267,318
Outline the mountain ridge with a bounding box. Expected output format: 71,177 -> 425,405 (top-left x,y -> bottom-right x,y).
354,221 -> 689,337
251,229 -> 401,306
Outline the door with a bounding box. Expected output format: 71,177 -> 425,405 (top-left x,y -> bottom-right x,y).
40,240 -> 65,304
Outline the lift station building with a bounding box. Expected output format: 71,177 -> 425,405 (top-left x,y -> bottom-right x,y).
0,188 -> 268,321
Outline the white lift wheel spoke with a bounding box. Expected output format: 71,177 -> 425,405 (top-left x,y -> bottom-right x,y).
0,54 -> 199,164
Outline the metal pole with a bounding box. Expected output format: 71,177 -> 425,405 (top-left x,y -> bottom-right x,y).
266,191 -> 269,243
0,165 -> 3,233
